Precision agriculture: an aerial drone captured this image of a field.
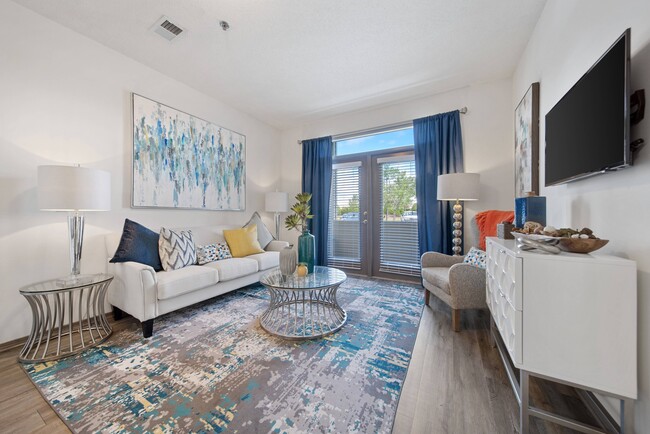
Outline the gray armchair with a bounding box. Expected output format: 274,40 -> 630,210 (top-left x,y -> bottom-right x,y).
420,218 -> 486,331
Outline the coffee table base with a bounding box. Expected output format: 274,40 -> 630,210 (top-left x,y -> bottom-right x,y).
260,284 -> 347,340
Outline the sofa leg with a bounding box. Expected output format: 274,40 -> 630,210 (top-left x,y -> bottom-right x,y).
142,319 -> 154,338
424,290 -> 430,306
452,309 -> 461,332
112,306 -> 124,321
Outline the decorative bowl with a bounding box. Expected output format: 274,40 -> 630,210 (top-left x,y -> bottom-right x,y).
556,238 -> 609,254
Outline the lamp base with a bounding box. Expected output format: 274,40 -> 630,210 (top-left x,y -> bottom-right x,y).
452,200 -> 463,256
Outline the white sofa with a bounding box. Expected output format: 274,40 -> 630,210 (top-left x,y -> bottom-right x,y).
104,225 -> 289,337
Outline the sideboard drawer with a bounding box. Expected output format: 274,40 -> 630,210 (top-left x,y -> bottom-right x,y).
486,240 -> 522,310
488,268 -> 522,365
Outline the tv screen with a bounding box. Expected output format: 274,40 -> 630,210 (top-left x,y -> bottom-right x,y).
545,29 -> 630,186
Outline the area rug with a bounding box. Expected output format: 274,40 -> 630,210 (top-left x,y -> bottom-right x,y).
24,277 -> 423,433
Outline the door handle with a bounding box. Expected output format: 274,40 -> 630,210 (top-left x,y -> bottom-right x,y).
362,219 -> 368,224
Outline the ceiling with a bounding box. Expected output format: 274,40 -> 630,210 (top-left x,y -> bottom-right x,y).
13,0 -> 547,129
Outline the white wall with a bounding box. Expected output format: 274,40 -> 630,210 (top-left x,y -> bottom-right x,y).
0,1 -> 282,344
512,0 -> 650,430
279,79 -> 514,246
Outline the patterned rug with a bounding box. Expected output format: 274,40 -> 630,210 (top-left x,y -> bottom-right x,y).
24,277 -> 423,433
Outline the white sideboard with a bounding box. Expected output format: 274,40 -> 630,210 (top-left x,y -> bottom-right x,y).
485,237 -> 637,433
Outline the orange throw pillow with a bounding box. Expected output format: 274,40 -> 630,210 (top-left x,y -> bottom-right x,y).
475,210 -> 514,250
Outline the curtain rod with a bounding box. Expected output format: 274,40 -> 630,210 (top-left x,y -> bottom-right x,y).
297,106 -> 468,145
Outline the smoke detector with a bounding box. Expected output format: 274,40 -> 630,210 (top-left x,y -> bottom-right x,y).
151,16 -> 185,42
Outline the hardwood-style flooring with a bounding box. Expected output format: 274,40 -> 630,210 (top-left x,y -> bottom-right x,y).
0,291 -> 598,433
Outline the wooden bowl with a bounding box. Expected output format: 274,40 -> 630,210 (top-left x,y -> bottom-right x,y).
557,238 -> 609,254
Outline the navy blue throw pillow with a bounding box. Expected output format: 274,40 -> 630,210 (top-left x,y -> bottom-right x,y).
109,219 -> 162,271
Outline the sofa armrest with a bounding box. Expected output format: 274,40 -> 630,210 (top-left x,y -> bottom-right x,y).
265,240 -> 290,252
447,263 -> 487,309
421,252 -> 464,268
107,261 -> 158,322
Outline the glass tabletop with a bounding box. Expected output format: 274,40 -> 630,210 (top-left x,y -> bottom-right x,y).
20,274 -> 113,294
260,266 -> 347,290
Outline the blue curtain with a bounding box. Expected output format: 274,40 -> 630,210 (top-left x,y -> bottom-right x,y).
301,136 -> 333,266
414,111 -> 464,255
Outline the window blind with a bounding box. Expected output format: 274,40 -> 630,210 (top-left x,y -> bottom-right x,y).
327,165 -> 361,270
378,159 -> 420,276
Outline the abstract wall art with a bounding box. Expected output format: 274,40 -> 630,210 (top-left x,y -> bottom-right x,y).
514,82 -> 540,198
132,94 -> 245,210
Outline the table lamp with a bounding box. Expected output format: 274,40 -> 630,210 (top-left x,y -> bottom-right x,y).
38,165 -> 111,284
265,191 -> 288,240
437,173 -> 480,256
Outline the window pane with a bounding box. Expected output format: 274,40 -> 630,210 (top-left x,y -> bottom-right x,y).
328,165 -> 361,269
335,128 -> 413,156
379,158 -> 420,276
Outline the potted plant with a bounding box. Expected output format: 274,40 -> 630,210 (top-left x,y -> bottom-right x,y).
285,193 -> 315,273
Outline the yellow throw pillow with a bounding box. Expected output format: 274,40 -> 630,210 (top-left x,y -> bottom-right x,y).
223,225 -> 265,258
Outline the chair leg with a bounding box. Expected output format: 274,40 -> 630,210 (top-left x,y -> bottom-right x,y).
452,309 -> 461,332
142,319 -> 154,338
424,290 -> 430,306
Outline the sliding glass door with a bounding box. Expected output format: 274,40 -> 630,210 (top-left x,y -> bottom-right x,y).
326,127 -> 420,280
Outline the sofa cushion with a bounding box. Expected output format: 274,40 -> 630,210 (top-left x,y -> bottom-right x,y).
243,211 -> 275,248
247,251 -> 280,271
223,226 -> 265,258
421,267 -> 451,295
196,242 -> 232,265
110,219 -> 163,271
157,266 -> 219,300
203,258 -> 259,282
159,228 -> 197,271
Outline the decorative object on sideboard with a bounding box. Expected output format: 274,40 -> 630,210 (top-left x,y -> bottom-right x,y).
131,93 -> 245,210
437,173 -> 480,256
515,82 -> 540,198
512,224 -> 608,254
514,193 -> 546,227
279,245 -> 297,277
285,193 -> 315,273
497,222 -> 515,239
265,191 -> 289,240
38,165 -> 111,285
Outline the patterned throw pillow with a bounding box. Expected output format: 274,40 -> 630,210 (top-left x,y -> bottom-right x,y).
196,242 -> 232,265
158,228 -> 197,271
463,247 -> 487,269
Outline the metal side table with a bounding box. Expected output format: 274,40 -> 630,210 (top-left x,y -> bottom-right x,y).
18,274 -> 114,363
259,266 -> 347,340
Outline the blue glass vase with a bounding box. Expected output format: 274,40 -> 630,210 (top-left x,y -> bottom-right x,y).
298,229 -> 315,273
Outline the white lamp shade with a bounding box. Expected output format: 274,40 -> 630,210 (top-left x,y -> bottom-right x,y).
265,191 -> 288,213
437,173 -> 480,201
38,165 -> 111,211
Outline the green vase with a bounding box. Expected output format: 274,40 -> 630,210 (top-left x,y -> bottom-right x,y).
298,229 -> 315,273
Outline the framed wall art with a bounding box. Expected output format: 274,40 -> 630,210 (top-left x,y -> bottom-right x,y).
514,82 -> 540,198
132,94 -> 246,210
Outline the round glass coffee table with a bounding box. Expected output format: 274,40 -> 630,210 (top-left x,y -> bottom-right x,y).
259,266 -> 347,340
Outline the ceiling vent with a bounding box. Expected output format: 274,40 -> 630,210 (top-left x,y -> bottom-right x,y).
151,16 -> 185,42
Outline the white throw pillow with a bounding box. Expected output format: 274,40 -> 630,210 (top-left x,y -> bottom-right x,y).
159,228 -> 197,271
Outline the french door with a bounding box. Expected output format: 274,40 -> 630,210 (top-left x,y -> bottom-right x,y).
327,148 -> 420,280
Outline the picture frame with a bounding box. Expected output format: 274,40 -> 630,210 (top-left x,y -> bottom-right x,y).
514,82 -> 540,198
131,93 -> 246,211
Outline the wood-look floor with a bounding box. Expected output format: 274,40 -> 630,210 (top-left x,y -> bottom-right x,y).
0,292 -> 597,433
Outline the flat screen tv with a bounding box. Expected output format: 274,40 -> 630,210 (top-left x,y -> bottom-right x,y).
545,28 -> 631,186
